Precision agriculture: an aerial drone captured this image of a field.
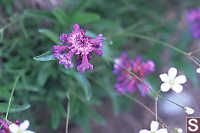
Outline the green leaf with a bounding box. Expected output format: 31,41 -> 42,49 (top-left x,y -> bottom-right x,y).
70,0 -> 90,15
48,100 -> 66,129
0,88 -> 10,100
64,69 -> 92,101
0,28 -> 4,42
37,64 -> 50,86
33,51 -> 55,61
0,103 -> 31,113
52,8 -> 70,26
39,29 -> 60,44
72,12 -> 100,24
74,73 -> 92,101
24,10 -> 55,20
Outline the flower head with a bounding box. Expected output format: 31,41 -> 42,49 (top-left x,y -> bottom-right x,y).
187,8 -> 200,38
9,120 -> 34,133
159,67 -> 187,93
139,121 -> 168,133
113,53 -> 155,96
174,128 -> 183,133
52,24 -> 104,72
184,106 -> 195,115
0,119 -> 9,133
196,67 -> 200,73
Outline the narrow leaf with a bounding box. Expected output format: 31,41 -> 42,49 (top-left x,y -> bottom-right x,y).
74,73 -> 92,101
39,29 -> 60,44
52,8 -> 70,26
0,103 -> 31,113
33,51 -> 55,61
72,12 -> 100,24
0,28 -> 4,42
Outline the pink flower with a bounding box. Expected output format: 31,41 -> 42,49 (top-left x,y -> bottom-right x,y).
113,53 -> 155,96
187,8 -> 200,38
52,24 -> 104,72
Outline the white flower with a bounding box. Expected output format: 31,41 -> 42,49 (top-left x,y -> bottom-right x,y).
9,120 -> 35,133
184,107 -> 195,115
139,121 -> 168,133
159,67 -> 187,93
196,67 -> 200,73
175,128 -> 183,133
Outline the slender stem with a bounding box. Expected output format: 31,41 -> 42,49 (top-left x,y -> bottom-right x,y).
66,96 -> 70,133
5,75 -> 20,120
164,97 -> 184,109
125,95 -> 167,127
155,96 -> 158,121
121,33 -> 189,56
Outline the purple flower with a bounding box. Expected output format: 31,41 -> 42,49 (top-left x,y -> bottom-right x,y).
187,8 -> 200,38
52,24 -> 104,72
113,53 -> 155,96
0,118 -> 11,133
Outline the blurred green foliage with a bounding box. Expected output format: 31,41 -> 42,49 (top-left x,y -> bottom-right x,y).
0,0 -> 200,132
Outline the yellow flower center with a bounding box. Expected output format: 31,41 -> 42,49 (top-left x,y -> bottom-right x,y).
169,80 -> 175,86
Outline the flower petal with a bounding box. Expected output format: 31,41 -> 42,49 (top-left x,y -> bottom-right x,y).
9,124 -> 19,133
139,129 -> 151,133
184,107 -> 195,115
159,74 -> 169,82
20,120 -> 30,131
175,75 -> 187,84
168,67 -> 177,79
196,68 -> 200,73
160,83 -> 171,92
151,121 -> 159,132
156,128 -> 168,133
172,84 -> 183,93
24,131 -> 35,133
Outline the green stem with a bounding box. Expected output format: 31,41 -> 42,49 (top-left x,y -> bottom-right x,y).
5,75 -> 20,120
125,95 -> 167,126
155,96 -> 158,121
121,33 -> 189,56
66,95 -> 70,133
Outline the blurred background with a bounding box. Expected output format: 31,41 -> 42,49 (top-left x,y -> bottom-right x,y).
1,0 -> 200,132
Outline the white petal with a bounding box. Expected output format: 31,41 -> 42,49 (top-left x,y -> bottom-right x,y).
150,121 -> 159,132
184,107 -> 195,115
156,128 -> 168,133
168,67 -> 177,79
20,120 -> 30,131
139,129 -> 151,133
24,131 -> 35,133
175,75 -> 187,84
172,84 -> 183,93
196,68 -> 200,73
159,74 -> 169,82
177,128 -> 183,133
9,124 -> 19,133
160,83 -> 171,92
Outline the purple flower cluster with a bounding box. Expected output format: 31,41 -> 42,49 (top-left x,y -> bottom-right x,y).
0,119 -> 19,133
113,53 -> 155,96
187,8 -> 200,38
52,24 -> 104,72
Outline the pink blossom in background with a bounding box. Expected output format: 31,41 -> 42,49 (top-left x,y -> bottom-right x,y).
187,8 -> 200,38
113,53 -> 155,96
